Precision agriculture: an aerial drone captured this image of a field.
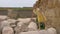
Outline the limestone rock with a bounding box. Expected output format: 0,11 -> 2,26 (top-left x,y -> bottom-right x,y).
2,26 -> 14,34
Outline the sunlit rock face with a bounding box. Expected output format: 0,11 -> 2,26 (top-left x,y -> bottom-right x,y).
0,19 -> 17,34
0,17 -> 57,34
14,21 -> 29,34
17,18 -> 31,23
0,19 -> 17,28
19,27 -> 57,34
28,22 -> 37,31
33,0 -> 60,34
0,15 -> 9,21
2,26 -> 14,34
14,21 -> 38,34
47,27 -> 57,34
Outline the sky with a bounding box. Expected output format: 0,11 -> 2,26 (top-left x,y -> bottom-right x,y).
0,0 -> 37,7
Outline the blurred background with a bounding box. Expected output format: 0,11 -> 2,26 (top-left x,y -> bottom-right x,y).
0,0 -> 37,18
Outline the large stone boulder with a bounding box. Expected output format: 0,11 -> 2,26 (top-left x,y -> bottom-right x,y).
28,22 -> 37,31
47,27 -> 57,34
17,18 -> 31,23
14,22 -> 29,34
2,26 -> 14,34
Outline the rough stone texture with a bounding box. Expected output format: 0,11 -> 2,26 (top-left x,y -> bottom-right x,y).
20,28 -> 57,34
0,15 -> 8,20
33,0 -> 60,34
1,20 -> 11,28
20,31 -> 40,34
47,27 -> 57,34
2,26 -> 14,34
14,22 -> 29,34
28,22 -> 37,31
17,18 -> 31,23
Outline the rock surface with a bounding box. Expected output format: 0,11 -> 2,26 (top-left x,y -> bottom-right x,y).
2,26 -> 14,34
20,28 -> 57,34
